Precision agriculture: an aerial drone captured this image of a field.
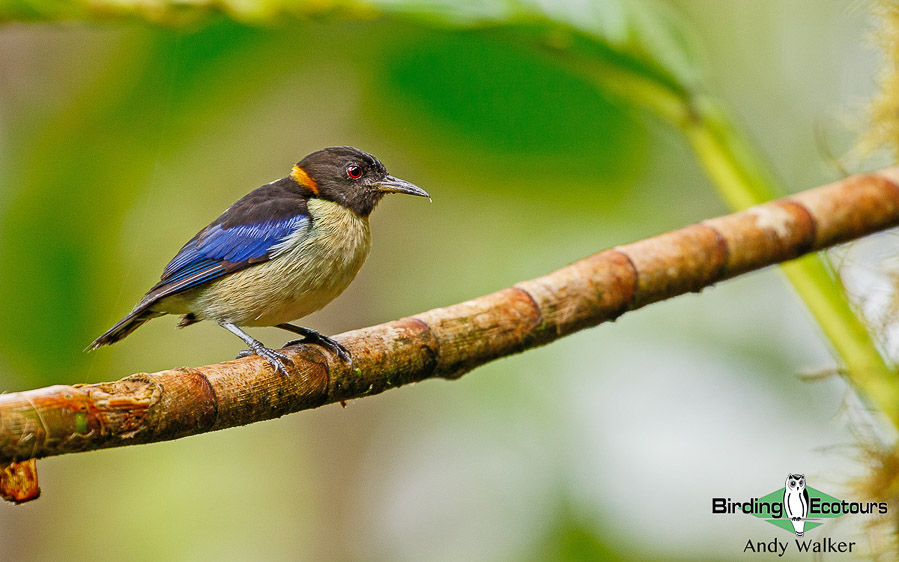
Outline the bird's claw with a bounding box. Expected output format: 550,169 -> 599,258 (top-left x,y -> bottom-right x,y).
236,346 -> 293,378
286,331 -> 354,367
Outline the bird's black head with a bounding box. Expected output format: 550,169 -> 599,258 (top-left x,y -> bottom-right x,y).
290,146 -> 429,216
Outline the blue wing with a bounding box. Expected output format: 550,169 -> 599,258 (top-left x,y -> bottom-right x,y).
147,214 -> 309,299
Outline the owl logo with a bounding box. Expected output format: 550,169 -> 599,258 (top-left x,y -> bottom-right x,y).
783,473 -> 810,536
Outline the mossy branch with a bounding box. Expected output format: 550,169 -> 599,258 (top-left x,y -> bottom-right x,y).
3,169 -> 899,503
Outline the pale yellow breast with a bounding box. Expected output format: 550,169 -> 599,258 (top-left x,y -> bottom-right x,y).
181,198 -> 372,326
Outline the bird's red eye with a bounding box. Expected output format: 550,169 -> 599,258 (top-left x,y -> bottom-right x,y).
346,165 -> 362,179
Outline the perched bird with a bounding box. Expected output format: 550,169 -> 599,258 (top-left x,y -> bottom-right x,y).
89,146 -> 430,376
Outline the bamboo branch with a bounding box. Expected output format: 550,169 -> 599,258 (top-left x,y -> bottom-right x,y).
3,169 -> 899,503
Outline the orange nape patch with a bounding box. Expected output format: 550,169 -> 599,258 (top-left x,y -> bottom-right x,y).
290,165 -> 319,194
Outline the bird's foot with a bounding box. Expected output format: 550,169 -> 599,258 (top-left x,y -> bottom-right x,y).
286,329 -> 354,367
236,345 -> 293,378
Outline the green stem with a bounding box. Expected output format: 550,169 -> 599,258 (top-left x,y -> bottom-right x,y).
687,108 -> 899,429
575,52 -> 899,429
684,100 -> 899,428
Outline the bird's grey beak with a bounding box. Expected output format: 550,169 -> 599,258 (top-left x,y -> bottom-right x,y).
377,175 -> 430,199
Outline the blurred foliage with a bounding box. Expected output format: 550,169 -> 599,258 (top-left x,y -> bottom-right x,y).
384,32 -> 637,164
533,504 -> 624,561
0,21 -> 301,381
0,0 -> 702,96
860,0 -> 899,161
377,28 -> 647,196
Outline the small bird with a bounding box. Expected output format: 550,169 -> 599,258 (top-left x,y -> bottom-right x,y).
89,146 -> 430,376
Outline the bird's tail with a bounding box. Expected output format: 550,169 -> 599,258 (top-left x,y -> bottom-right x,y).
87,307 -> 163,351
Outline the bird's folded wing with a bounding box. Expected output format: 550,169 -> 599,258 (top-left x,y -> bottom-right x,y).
142,212 -> 310,304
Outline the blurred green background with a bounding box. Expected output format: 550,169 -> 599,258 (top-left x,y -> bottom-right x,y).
0,1 -> 889,559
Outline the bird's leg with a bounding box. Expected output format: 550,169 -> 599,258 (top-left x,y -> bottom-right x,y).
276,323 -> 354,366
219,322 -> 293,378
